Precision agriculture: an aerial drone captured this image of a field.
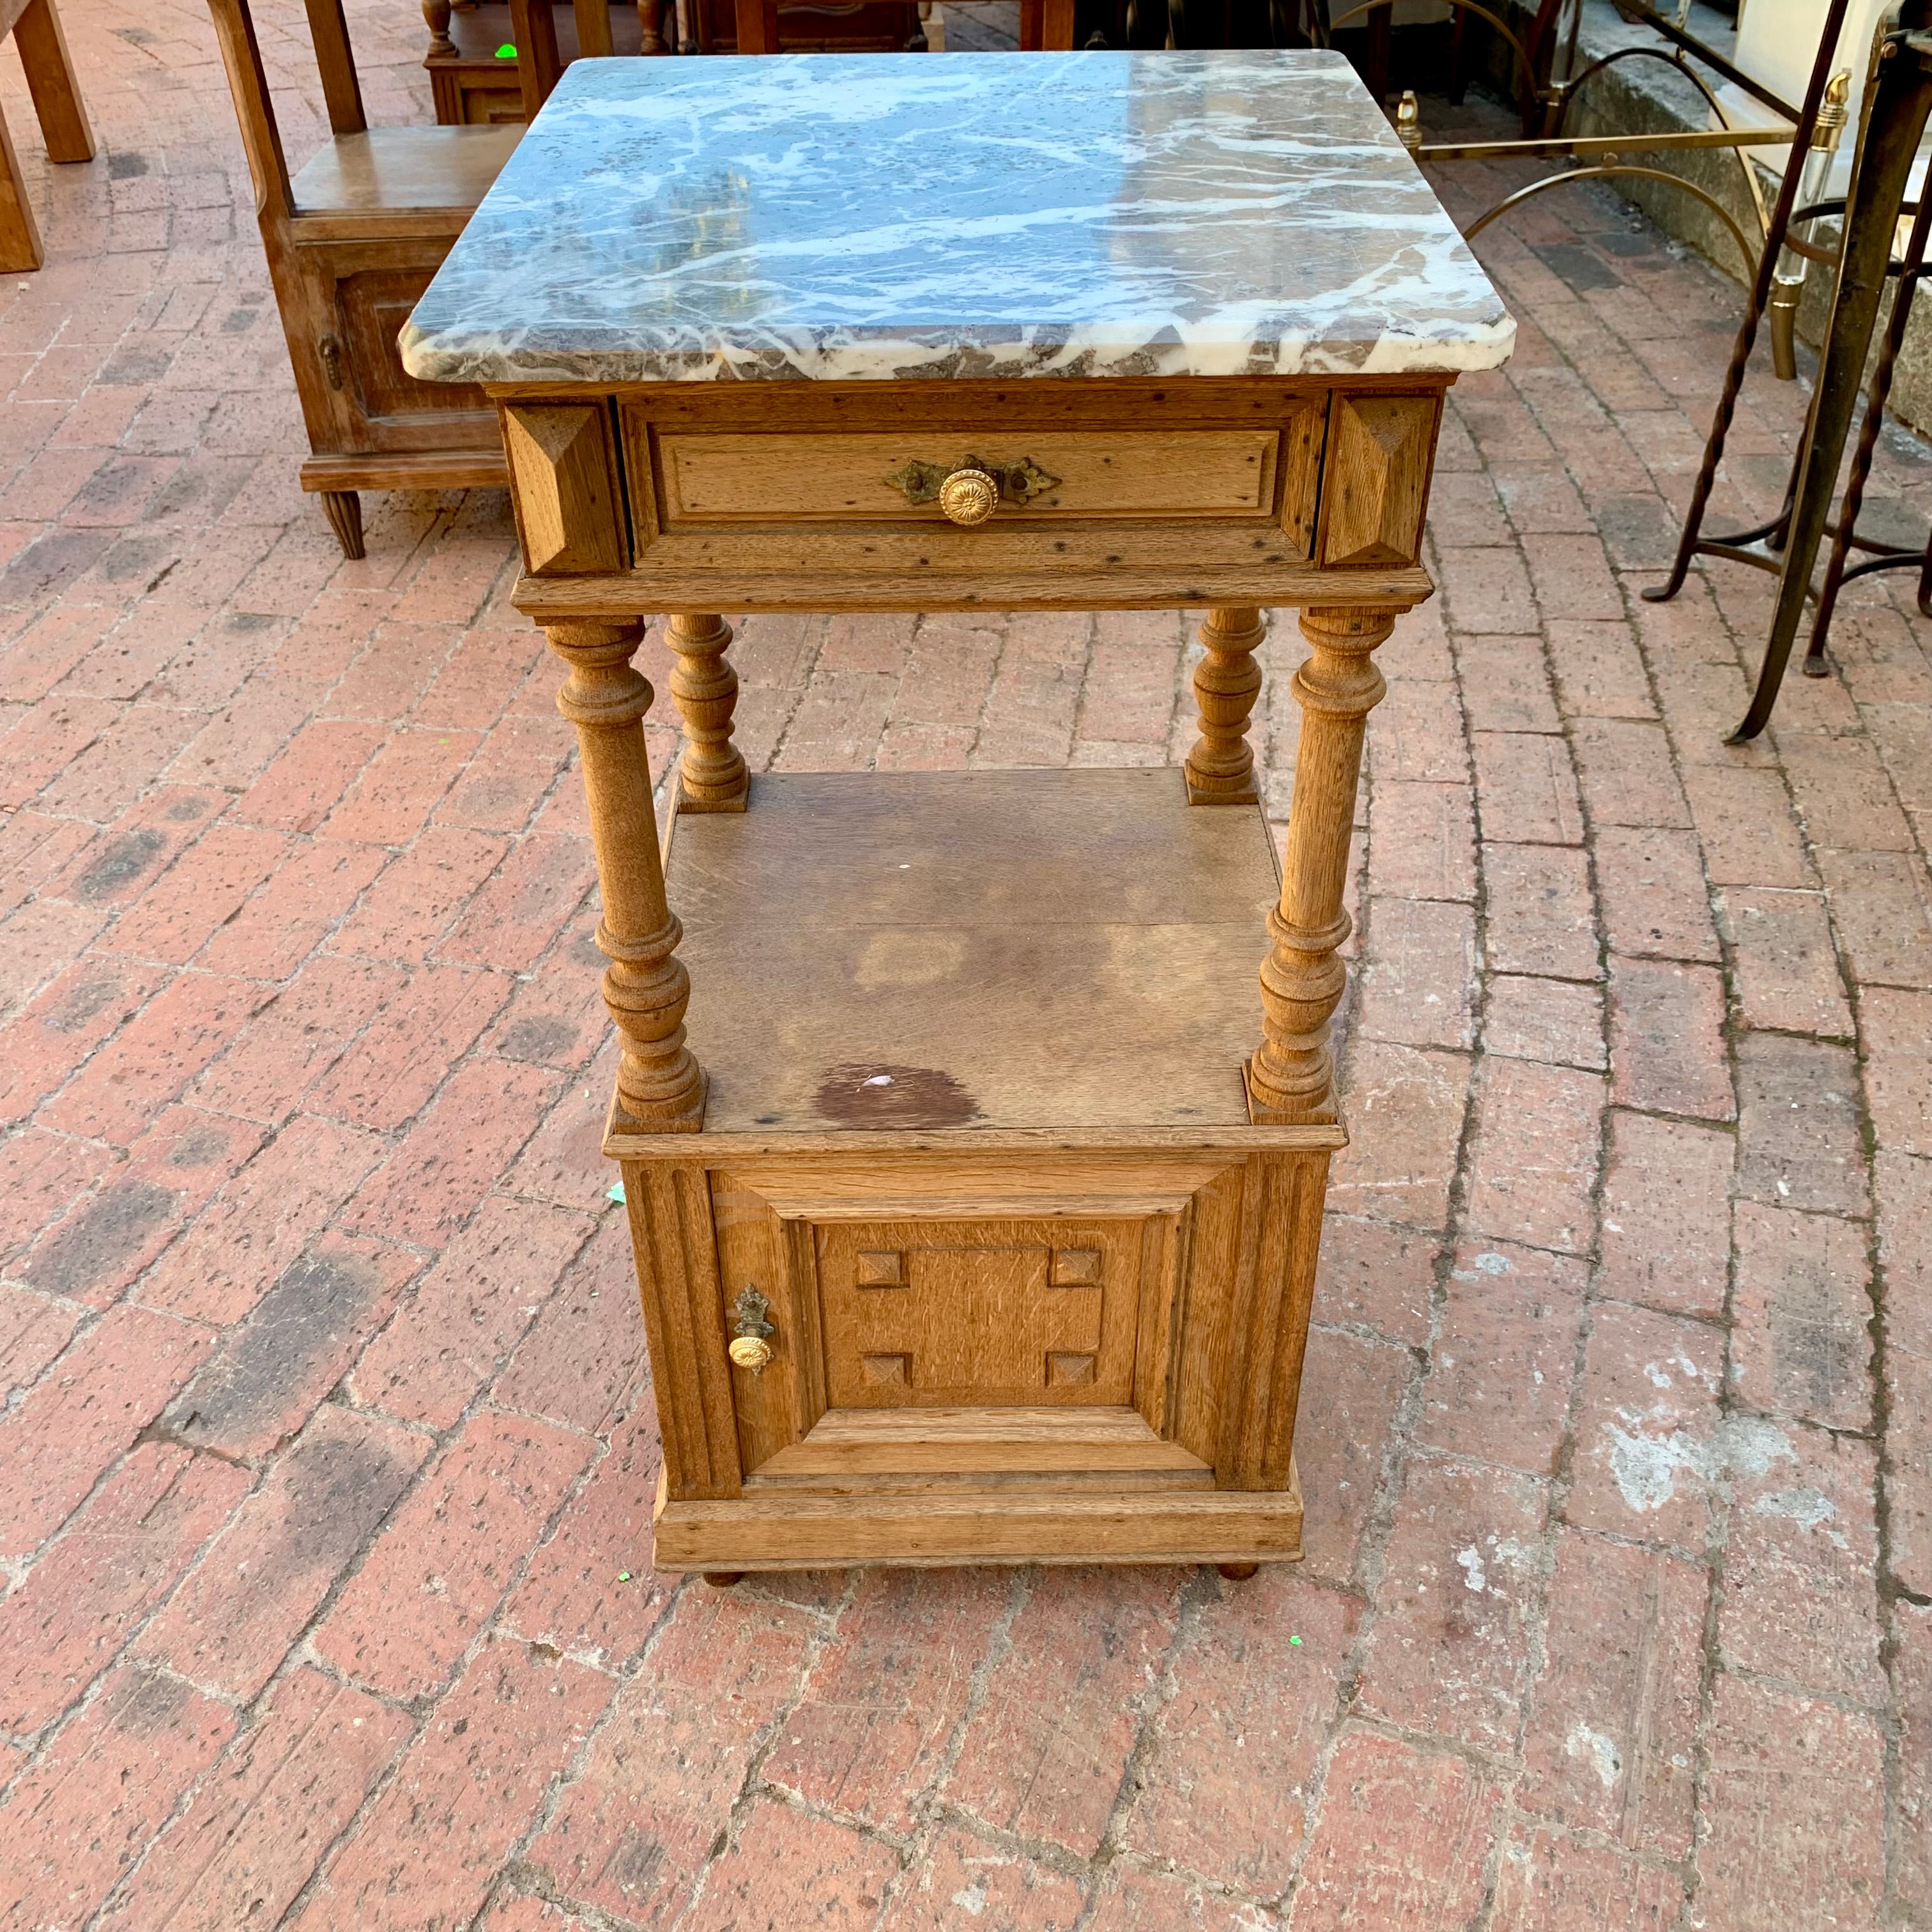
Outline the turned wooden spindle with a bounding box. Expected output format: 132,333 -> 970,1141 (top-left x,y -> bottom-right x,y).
1247,603 -> 1402,1125
1184,605 -> 1265,804
639,0 -> 666,51
548,618 -> 707,1131
665,612 -> 749,813
421,0 -> 455,56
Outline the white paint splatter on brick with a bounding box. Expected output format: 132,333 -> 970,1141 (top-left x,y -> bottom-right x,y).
1605,1413 -> 1796,1513
1566,1721 -> 1623,1790
1753,1485 -> 1848,1549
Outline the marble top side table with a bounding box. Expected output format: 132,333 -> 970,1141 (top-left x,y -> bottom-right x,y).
405,50 -> 1512,1579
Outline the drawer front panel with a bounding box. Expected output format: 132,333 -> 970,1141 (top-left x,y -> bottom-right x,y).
506,382 -> 1448,609
657,430 -> 1282,523
819,1218 -> 1145,1407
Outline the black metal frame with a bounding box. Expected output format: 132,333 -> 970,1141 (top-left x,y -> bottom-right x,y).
1643,0 -> 1932,737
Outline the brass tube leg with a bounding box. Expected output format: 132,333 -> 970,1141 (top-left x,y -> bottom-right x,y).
666,612 -> 749,812
1246,604 -> 1399,1126
548,618 -> 707,1132
1184,606 -> 1264,805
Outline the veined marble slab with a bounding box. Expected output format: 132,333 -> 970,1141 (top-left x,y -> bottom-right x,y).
402,50 -> 1513,385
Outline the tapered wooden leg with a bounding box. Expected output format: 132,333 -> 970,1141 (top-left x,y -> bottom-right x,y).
0,109 -> 42,275
1184,606 -> 1264,805
548,618 -> 707,1133
15,0 -> 94,164
320,490 -> 364,560
1246,603 -> 1401,1126
666,613 -> 748,813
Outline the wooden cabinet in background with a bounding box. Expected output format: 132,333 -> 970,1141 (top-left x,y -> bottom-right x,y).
207,0 -> 513,555
423,0 -> 928,130
424,0 -> 664,125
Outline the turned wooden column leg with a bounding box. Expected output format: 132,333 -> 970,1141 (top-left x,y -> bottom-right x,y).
665,613 -> 748,813
1247,603 -> 1401,1126
548,618 -> 707,1132
1184,605 -> 1264,805
422,0 -> 455,55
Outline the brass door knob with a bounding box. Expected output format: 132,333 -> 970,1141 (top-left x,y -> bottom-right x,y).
728,1335 -> 774,1373
729,1284 -> 775,1375
937,468 -> 999,526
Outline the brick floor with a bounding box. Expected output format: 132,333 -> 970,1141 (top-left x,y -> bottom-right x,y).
1,5 -> 1928,1926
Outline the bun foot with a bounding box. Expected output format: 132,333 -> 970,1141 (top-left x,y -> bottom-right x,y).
702,1570 -> 745,1588
1216,1561 -> 1261,1581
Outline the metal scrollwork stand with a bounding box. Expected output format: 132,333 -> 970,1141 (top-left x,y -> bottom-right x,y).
1328,0 -> 1806,273
1646,0 -> 1932,738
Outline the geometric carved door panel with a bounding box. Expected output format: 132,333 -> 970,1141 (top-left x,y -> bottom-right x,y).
817,1219 -> 1145,1407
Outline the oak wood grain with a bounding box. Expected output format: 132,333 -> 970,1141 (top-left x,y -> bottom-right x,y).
1318,391 -> 1439,567
505,402 -> 627,576
666,768 -> 1280,1134
546,618 -> 707,1130
816,1218 -> 1144,1407
1184,606 -> 1266,804
625,1160 -> 741,1499
654,1464 -> 1303,1568
664,613 -> 748,811
1248,603 -> 1400,1124
656,428 -> 1282,521
751,1406 -> 1213,1489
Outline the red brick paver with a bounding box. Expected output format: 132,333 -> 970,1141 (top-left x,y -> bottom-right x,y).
0,16 -> 1927,1928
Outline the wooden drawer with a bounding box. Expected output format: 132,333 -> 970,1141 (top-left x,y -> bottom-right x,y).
500,380 -> 1445,611
656,429 -> 1283,524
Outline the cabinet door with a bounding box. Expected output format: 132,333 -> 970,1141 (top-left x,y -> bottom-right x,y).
335,268 -> 491,426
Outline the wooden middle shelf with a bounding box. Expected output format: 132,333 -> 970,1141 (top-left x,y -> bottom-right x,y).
667,765 -> 1283,1138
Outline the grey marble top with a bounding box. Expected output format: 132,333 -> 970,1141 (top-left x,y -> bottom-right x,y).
401,50 -> 1514,385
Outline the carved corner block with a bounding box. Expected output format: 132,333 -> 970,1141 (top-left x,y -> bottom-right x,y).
1317,394 -> 1437,569
505,401 -> 627,576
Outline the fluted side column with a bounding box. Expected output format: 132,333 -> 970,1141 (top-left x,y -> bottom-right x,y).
1247,603 -> 1402,1125
548,618 -> 706,1131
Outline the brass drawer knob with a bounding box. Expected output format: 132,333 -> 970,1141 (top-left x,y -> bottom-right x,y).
937,468 -> 999,526
884,454 -> 1062,522
730,1284 -> 775,1376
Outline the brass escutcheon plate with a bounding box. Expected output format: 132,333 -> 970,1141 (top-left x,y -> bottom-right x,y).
884,454 -> 1063,515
